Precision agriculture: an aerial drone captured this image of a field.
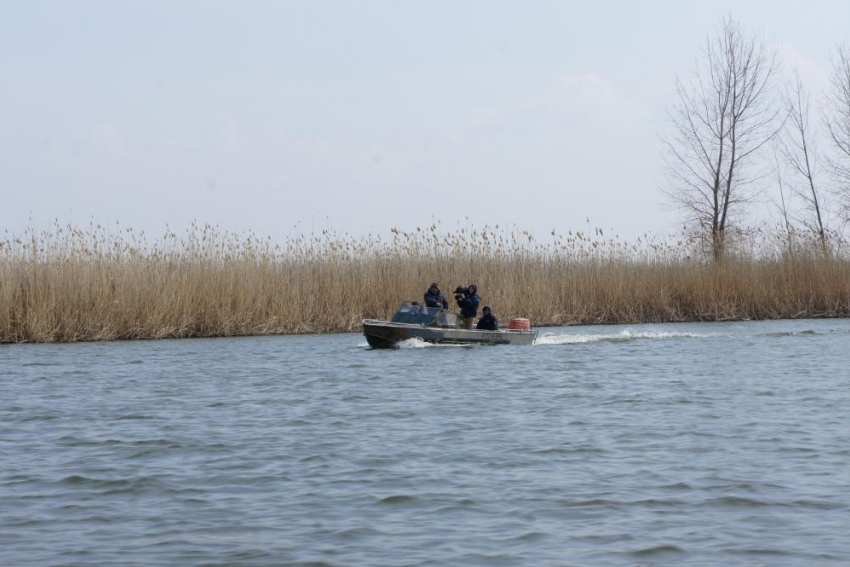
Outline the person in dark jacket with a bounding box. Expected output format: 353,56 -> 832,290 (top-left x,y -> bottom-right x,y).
455,284 -> 481,329
476,306 -> 499,331
423,282 -> 448,309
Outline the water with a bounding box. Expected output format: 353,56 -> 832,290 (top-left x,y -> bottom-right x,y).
1,319 -> 848,566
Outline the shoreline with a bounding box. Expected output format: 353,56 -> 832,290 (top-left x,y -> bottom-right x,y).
3,224 -> 849,344
3,312 -> 848,345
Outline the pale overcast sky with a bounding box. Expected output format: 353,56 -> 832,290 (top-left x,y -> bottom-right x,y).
1,1 -> 848,241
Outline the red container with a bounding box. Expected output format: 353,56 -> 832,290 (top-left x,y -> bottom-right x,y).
508,318 -> 531,331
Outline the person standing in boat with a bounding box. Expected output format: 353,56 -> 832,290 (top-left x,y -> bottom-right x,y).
455,284 -> 481,329
423,282 -> 449,309
476,306 -> 499,330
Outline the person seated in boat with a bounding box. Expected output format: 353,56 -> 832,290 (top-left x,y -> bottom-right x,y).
454,284 -> 481,329
423,282 -> 448,309
476,306 -> 499,331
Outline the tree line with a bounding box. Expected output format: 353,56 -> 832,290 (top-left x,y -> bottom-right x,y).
662,17 -> 850,260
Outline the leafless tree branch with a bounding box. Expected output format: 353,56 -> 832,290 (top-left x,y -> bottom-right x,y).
821,44 -> 850,223
778,70 -> 829,252
662,17 -> 781,260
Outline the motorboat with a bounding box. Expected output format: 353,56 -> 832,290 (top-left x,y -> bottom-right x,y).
362,302 -> 537,349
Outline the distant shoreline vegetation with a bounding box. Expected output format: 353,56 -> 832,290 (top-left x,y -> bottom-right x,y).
1,221 -> 848,344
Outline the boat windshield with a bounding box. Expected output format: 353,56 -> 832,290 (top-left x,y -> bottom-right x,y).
391,303 -> 461,327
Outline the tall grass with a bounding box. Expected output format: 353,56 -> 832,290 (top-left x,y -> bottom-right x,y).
1,221 -> 848,343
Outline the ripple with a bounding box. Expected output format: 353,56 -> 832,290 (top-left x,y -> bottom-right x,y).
557,498 -> 620,508
2,319 -> 848,566
20,414 -> 59,422
658,482 -> 692,491
791,499 -> 846,510
630,544 -> 687,557
510,531 -> 548,542
376,494 -> 421,506
703,496 -> 771,508
334,527 -> 383,539
115,414 -> 157,420
53,474 -> 168,493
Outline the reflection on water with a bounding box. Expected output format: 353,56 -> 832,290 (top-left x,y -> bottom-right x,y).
1,319 -> 849,566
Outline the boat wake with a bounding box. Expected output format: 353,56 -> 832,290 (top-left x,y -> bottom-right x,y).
356,338 -> 473,349
397,338 -> 472,349
533,327 -> 845,345
534,329 -> 719,345
357,326 -> 846,348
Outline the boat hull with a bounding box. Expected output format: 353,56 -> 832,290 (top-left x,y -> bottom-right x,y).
363,320 -> 536,349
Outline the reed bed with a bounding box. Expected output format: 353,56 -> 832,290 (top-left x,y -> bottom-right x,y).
1,221 -> 848,343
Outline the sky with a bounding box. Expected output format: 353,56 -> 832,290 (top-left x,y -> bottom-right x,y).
1,0 -> 848,242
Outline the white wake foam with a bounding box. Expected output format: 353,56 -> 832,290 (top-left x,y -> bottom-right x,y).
397,338 -> 433,349
396,338 -> 473,349
534,329 -> 724,345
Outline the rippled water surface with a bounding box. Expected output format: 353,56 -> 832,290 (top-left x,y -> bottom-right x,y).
2,319 -> 849,566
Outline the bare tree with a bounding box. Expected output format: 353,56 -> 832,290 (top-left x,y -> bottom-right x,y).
779,71 -> 828,252
663,17 -> 781,260
821,44 -> 850,224
771,150 -> 796,258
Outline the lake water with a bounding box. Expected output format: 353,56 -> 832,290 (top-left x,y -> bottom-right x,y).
2,319 -> 848,566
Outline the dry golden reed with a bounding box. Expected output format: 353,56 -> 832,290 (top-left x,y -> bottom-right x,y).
1,221 -> 848,343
